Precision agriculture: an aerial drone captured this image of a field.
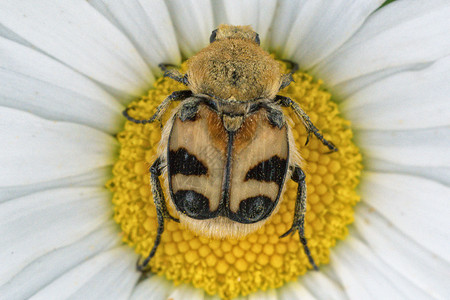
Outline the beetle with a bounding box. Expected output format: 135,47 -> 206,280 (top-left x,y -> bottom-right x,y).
123,24 -> 337,271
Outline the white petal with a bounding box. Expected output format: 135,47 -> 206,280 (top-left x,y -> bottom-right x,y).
210,0 -> 227,25
166,283 -> 205,300
165,0 -> 214,57
129,275 -> 173,300
356,127 -> 449,168
360,172 -> 450,263
0,22 -> 31,47
30,246 -> 139,299
212,0 -> 277,48
0,37 -> 124,133
0,166 -> 111,203
88,0 -> 182,73
0,0 -> 153,97
0,221 -> 119,299
331,236 -> 430,299
366,158 -> 450,187
0,107 -> 117,187
341,55 -> 450,130
355,204 -> 450,299
263,0 -> 302,55
270,0 -> 383,68
277,281 -> 316,300
315,0 -> 450,87
331,62 -> 434,100
300,270 -> 347,300
0,187 -> 111,285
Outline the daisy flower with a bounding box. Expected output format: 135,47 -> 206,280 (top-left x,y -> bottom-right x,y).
1,0 -> 449,299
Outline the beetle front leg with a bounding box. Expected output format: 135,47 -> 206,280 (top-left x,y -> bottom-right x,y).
279,59 -> 299,90
280,166 -> 318,271
137,157 -> 179,272
123,90 -> 193,125
159,63 -> 189,85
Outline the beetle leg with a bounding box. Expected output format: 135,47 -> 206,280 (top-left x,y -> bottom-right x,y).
150,157 -> 180,222
279,59 -> 299,90
159,63 -> 189,85
264,104 -> 286,129
280,166 -> 319,271
178,97 -> 201,122
282,59 -> 299,73
275,95 -> 338,152
280,73 -> 294,91
137,157 -> 179,272
123,90 -> 193,125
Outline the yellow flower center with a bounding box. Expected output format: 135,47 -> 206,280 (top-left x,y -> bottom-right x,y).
107,61 -> 362,299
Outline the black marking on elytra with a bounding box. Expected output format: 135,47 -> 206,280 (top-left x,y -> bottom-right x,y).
168,148 -> 207,176
174,190 -> 216,220
228,195 -> 274,224
245,156 -> 287,187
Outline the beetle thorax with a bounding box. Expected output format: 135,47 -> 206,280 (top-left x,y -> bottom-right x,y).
186,39 -> 282,101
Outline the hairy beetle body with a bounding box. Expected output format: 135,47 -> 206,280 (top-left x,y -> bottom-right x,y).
163,101 -> 293,238
123,24 -> 338,271
187,38 -> 282,101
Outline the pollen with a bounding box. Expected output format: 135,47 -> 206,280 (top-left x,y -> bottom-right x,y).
107,61 -> 362,299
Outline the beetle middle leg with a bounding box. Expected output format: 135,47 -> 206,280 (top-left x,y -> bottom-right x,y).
275,95 -> 338,152
280,166 -> 319,271
137,157 -> 179,272
123,90 -> 193,125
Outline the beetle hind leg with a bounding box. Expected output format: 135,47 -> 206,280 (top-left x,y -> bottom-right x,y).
150,157 -> 179,222
136,205 -> 164,272
280,166 -> 319,271
137,157 -> 179,272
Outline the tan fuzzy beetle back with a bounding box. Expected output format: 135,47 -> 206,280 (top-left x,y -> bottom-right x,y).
186,25 -> 282,101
